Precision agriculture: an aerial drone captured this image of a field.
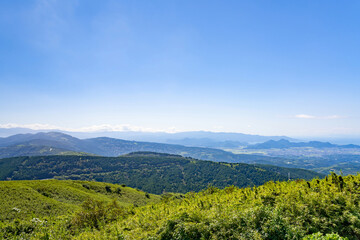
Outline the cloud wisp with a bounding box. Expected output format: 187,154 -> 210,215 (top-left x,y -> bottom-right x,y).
0,123 -> 178,133
295,114 -> 346,120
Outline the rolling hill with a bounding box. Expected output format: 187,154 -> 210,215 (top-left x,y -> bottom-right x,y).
0,152 -> 323,194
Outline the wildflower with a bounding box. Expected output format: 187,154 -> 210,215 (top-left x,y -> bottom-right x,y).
12,207 -> 21,213
31,218 -> 43,224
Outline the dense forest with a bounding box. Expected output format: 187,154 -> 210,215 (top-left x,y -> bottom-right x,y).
0,173 -> 354,239
0,152 -> 322,194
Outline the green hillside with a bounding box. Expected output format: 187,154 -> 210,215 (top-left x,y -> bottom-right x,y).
0,180 -> 160,221
75,173 -> 360,239
0,173 -> 355,240
0,152 -> 323,194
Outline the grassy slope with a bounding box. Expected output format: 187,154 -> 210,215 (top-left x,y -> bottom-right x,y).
0,180 -> 160,221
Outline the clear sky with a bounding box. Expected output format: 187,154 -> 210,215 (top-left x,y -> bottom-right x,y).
0,0 -> 359,137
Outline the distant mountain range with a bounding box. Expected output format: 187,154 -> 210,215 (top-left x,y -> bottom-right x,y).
246,139 -> 360,149
0,127 -> 297,144
0,153 -> 323,194
0,132 -> 288,163
2,132 -> 360,176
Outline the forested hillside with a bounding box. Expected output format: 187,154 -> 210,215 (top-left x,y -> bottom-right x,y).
0,152 -> 323,194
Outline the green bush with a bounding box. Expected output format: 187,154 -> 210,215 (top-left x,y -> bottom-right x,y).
303,232 -> 349,240
71,199 -> 129,231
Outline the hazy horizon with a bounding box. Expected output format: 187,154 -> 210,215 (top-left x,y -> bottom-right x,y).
1,124 -> 360,144
1,1 -> 360,138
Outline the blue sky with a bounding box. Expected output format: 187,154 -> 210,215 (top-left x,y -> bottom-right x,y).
0,0 -> 359,137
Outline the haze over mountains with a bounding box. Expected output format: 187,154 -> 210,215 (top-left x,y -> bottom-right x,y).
0,127 -> 296,144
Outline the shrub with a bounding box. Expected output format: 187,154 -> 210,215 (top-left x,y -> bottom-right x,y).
105,186 -> 112,193
71,199 -> 129,231
303,232 -> 349,240
71,199 -> 107,230
115,187 -> 122,194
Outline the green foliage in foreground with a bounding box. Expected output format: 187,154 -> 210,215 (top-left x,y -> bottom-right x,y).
303,232 -> 348,240
1,173 -> 358,239
0,152 -> 323,194
0,180 -> 160,221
